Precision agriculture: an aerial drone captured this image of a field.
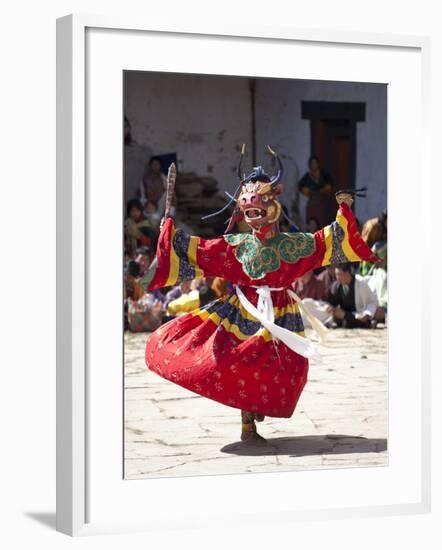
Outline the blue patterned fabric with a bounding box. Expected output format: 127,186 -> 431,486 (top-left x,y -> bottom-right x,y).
199,295 -> 305,336
173,230 -> 196,282
330,222 -> 349,265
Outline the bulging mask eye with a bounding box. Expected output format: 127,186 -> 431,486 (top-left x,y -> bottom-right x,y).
262,195 -> 269,203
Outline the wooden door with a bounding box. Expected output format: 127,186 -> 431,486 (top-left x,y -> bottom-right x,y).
312,118 -> 354,191
302,101 -> 365,193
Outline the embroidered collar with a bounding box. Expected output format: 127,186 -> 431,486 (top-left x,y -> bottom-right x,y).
224,232 -> 316,279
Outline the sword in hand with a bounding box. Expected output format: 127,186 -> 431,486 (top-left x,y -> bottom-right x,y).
161,162 -> 177,231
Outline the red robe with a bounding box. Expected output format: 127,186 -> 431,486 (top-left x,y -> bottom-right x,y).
142,204 -> 378,418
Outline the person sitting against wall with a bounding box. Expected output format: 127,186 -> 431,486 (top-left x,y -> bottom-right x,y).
138,156 -> 167,214
298,156 -> 336,228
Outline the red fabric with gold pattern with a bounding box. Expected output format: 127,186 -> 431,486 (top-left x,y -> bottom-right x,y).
142,203 -> 377,418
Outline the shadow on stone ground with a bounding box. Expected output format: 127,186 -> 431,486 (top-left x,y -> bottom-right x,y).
221,434 -> 387,457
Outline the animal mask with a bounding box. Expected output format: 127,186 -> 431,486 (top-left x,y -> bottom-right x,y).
235,145 -> 284,231
201,144 -> 285,233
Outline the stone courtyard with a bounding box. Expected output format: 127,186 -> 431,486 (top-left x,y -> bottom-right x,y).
124,328 -> 388,479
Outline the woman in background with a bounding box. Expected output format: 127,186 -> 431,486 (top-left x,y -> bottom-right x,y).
298,156 -> 336,228
138,156 -> 167,213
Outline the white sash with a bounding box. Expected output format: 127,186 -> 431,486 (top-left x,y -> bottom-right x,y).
234,285 -> 328,361
286,289 -> 329,342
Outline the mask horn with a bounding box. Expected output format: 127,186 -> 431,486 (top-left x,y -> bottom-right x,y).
237,143 -> 246,180
267,145 -> 283,187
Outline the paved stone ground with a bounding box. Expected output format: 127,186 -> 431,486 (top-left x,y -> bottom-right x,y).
124,328 -> 388,479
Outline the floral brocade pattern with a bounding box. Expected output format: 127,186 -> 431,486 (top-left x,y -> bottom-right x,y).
173,229 -> 196,281
224,232 -> 316,279
329,222 -> 348,265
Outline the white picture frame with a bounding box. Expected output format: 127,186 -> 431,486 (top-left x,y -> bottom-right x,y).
56,14 -> 432,536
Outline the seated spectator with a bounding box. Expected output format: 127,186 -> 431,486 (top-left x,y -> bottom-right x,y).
306,217 -> 320,233
190,277 -> 207,291
124,260 -> 144,301
211,277 -> 229,299
138,156 -> 167,213
166,289 -> 200,317
164,280 -> 192,309
124,259 -> 152,331
292,271 -> 332,329
124,198 -> 159,258
194,276 -> 231,301
316,265 -> 336,296
293,270 -> 327,301
143,200 -> 162,229
361,210 -> 387,249
199,286 -> 217,307
167,283 -> 217,318
360,241 -> 387,276
360,242 -> 387,323
134,252 -> 167,305
151,288 -> 166,306
135,253 -> 150,277
127,291 -> 163,333
327,263 -> 382,328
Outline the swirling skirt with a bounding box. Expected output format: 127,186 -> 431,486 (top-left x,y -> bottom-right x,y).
145,290 -> 309,418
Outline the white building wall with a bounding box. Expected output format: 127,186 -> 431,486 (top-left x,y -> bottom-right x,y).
124,72 -> 387,225
255,79 -> 387,224
124,71 -> 253,198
